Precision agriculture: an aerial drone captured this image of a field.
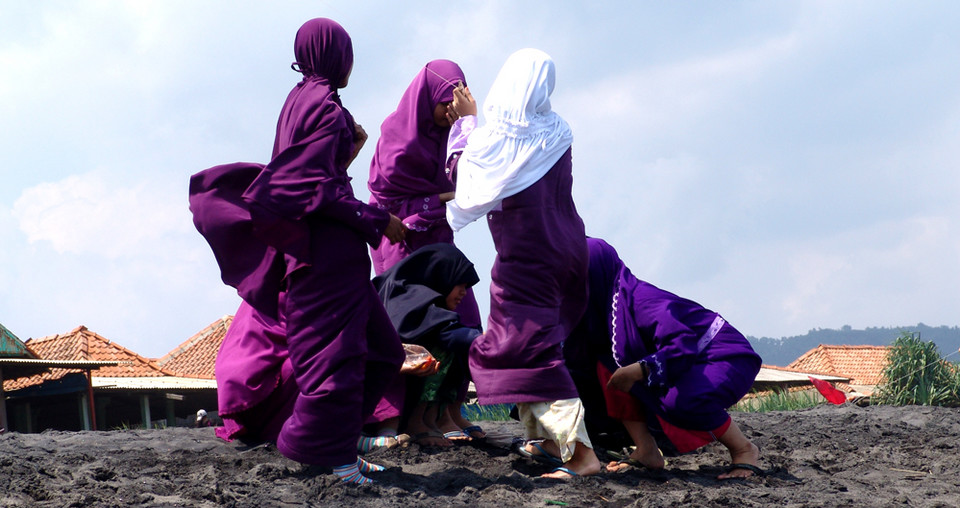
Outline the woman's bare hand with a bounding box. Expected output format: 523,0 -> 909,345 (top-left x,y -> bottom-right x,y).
348,121 -> 368,165
451,84 -> 477,118
607,363 -> 646,392
384,214 -> 407,244
438,192 -> 455,203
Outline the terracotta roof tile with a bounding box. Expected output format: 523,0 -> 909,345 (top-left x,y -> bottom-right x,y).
155,315 -> 232,379
3,326 -> 176,392
787,344 -> 891,386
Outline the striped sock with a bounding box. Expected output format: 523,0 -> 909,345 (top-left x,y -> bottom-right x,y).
357,435 -> 395,453
357,457 -> 385,474
332,460 -> 373,485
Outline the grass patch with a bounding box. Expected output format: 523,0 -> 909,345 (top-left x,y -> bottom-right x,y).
462,403 -> 514,421
731,389 -> 824,413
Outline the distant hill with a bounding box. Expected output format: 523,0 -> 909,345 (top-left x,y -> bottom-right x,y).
747,324 -> 960,367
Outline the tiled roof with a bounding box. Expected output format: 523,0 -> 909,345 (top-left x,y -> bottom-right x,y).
3,326 -> 176,392
154,315 -> 232,380
787,344 -> 891,386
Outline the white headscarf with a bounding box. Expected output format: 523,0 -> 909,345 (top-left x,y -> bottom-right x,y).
446,48 -> 573,231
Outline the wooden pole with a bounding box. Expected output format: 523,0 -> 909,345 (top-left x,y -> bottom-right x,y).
0,367 -> 7,432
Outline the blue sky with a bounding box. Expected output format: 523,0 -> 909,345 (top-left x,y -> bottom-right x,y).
2,1 -> 958,359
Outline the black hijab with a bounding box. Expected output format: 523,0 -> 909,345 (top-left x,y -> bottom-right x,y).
372,243 -> 480,342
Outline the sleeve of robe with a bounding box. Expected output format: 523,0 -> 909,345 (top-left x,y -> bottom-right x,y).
632,298 -> 707,389
243,93 -> 391,255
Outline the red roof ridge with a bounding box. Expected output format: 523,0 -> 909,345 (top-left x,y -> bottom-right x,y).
28,326 -> 177,377
156,315 -> 233,365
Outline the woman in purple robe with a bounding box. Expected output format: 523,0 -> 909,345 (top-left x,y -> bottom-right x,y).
365,60 -> 484,446
189,18 -> 406,485
566,238 -> 764,479
444,49 -> 601,478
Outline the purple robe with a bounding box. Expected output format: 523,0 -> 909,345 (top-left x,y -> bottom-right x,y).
365,61 -> 481,423
467,148 -> 588,404
189,18 -> 403,467
570,238 -> 762,433
367,60 -> 464,258
213,300 -> 296,443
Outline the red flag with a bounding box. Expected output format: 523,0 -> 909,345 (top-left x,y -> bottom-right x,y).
809,376 -> 846,405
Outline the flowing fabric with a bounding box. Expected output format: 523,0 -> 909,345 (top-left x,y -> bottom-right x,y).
213,301 -> 297,444
189,18 -> 403,467
445,48 -> 573,231
565,238 -> 762,451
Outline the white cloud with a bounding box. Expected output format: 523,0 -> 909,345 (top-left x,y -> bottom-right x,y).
13,171 -> 192,258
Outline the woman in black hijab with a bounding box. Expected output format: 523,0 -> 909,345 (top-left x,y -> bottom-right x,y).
369,243 -> 483,447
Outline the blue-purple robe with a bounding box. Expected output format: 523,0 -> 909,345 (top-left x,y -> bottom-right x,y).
566,238 -> 762,446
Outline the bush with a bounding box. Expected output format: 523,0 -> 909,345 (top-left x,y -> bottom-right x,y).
874,331 -> 960,407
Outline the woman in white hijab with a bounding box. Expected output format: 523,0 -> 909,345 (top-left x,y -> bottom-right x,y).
444,48 -> 601,478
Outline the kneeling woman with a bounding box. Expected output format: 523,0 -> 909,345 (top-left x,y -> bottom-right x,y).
566,238 -> 763,479
371,243 -> 483,446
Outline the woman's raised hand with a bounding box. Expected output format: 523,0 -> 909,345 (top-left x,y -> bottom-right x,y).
449,84 -> 477,120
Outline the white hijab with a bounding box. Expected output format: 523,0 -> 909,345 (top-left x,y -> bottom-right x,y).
446,48 -> 573,232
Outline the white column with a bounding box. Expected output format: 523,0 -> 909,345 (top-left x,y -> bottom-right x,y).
140,394 -> 152,429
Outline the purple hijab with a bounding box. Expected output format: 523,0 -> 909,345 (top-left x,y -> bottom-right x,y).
368,60 -> 466,203
242,17 -> 361,261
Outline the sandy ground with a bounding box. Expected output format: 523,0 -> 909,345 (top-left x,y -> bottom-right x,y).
2,404 -> 959,507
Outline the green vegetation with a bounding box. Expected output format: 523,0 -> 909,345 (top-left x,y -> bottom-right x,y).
731,389 -> 824,413
462,402 -> 514,421
874,332 -> 960,407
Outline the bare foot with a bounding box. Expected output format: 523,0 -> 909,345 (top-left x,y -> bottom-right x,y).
541,457 -> 602,479
717,442 -> 761,479
605,446 -> 666,472
406,420 -> 452,448
540,443 -> 602,479
436,411 -> 472,442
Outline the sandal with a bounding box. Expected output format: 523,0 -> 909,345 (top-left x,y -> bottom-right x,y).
721,463 -> 770,479
517,440 -> 563,465
461,425 -> 486,440
547,466 -> 579,478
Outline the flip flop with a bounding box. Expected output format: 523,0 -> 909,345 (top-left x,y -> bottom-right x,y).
722,463 -> 769,478
443,430 -> 468,439
548,466 -> 579,478
606,447 -> 667,470
517,440 -> 563,465
461,425 -> 485,439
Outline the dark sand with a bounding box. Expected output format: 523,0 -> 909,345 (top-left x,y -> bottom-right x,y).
2,404 -> 959,507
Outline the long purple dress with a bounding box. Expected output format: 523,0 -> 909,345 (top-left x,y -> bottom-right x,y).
566,238 -> 762,452
466,148 -> 588,404
365,61 -> 480,424
189,18 -> 403,467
